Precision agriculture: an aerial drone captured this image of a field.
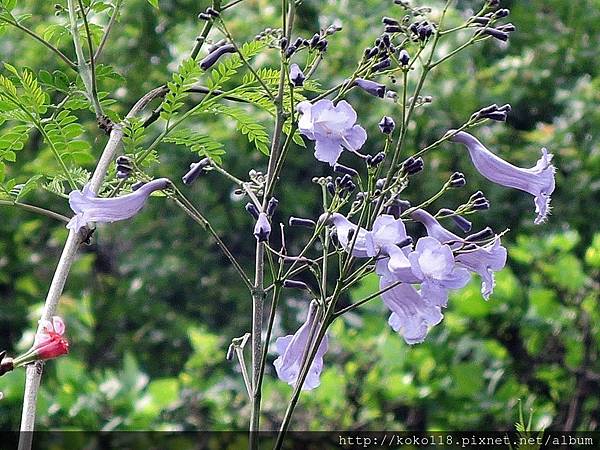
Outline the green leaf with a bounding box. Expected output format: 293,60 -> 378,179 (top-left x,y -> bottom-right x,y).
15,175 -> 41,201
164,129 -> 226,164
147,0 -> 159,8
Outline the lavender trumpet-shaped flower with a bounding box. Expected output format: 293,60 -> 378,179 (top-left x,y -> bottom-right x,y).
353,79 -> 386,98
274,301 -> 328,390
253,212 -> 271,242
407,237 -> 471,308
450,131 -> 556,224
380,278 -> 443,345
297,99 -> 367,166
67,178 -> 170,233
412,209 -> 507,299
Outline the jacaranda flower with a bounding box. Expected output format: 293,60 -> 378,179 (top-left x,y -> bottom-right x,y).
297,99 -> 367,166
450,131 -> 556,224
411,209 -> 507,299
380,278 -> 443,345
274,301 -> 328,390
407,237 -> 471,308
67,178 -> 170,233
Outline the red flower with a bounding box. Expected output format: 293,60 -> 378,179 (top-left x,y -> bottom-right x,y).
32,316 -> 69,360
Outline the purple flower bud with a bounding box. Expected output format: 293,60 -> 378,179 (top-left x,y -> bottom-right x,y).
333,163 -> 359,178
368,152 -> 386,167
280,37 -> 288,50
382,17 -> 400,26
309,33 -> 320,48
326,182 -> 335,196
354,79 -> 386,98
498,103 -> 512,112
466,227 -> 494,242
245,202 -> 260,219
378,116 -> 395,134
131,181 -> 145,191
316,39 -> 328,51
398,49 -> 410,66
199,44 -> 236,70
381,34 -> 391,48
254,212 -> 271,242
375,178 -> 386,189
488,0 -> 501,6
438,208 -> 472,233
449,172 -> 467,188
403,157 -> 424,175
495,8 -> 510,18
470,190 -> 486,202
284,45 -> 297,58
481,111 -> 508,121
483,28 -> 509,41
289,217 -> 316,228
182,158 -> 211,185
498,23 -> 516,32
293,37 -> 304,48
282,279 -> 309,290
367,47 -> 379,59
385,25 -> 402,33
472,16 -> 491,26
267,197 -> 279,216
116,170 -> 130,179
198,12 -> 212,20
289,63 -> 305,87
472,199 -> 491,210
372,58 -> 392,72
205,7 -> 219,17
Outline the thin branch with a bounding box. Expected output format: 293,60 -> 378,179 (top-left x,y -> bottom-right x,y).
66,0 -> 104,119
0,200 -> 70,223
77,0 -> 100,111
0,17 -> 77,69
94,0 -> 123,60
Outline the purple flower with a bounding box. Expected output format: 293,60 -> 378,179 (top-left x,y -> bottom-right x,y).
67,178 -> 170,233
450,131 -> 556,224
253,212 -> 271,242
411,209 -> 507,299
297,99 -> 367,166
274,302 -> 328,390
407,237 -> 471,307
380,278 -> 443,345
326,213 -> 369,257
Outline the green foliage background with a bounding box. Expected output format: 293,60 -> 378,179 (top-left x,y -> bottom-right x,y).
0,0 -> 599,432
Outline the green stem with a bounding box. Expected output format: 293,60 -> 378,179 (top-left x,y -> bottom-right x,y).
0,200 -> 70,223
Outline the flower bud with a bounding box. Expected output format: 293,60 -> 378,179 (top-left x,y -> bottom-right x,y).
267,197 -> 279,216
483,28 -> 509,41
289,217 -> 316,228
378,116 -> 395,134
437,208 -> 472,233
245,203 -> 260,220
449,172 -> 467,188
333,163 -> 359,178
354,79 -> 386,98
385,25 -> 402,33
372,58 -> 391,72
398,49 -> 410,66
368,152 -> 386,167
466,227 -> 494,242
382,17 -> 400,26
289,63 -> 305,87
254,212 -> 271,242
199,44 -> 236,71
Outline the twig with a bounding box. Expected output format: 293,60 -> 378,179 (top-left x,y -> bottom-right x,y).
66,0 -> 104,120
0,200 -> 69,223
94,0 -> 123,60
0,17 -> 76,69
